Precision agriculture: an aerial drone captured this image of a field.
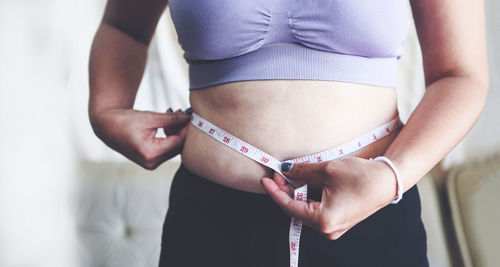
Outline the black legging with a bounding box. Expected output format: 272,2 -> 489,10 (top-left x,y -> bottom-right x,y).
159,163 -> 428,267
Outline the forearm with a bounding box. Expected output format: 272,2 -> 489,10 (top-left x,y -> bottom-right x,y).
88,22 -> 149,120
384,75 -> 489,192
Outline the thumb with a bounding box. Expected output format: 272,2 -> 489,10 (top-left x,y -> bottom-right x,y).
261,177 -> 322,224
280,161 -> 329,185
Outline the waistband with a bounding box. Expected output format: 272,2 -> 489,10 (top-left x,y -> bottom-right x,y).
187,42 -> 399,90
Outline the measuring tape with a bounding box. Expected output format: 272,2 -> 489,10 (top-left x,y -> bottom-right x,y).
191,112 -> 403,267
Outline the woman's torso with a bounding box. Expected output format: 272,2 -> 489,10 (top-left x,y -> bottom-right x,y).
181,80 -> 401,193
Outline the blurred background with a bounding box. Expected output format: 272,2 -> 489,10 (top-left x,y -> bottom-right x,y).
0,0 -> 499,267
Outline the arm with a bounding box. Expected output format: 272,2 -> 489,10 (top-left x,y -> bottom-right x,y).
89,0 -> 191,170
383,0 -> 490,192
261,0 -> 490,240
89,0 -> 168,115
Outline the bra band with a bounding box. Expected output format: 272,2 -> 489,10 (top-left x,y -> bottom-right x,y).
187,43 -> 398,90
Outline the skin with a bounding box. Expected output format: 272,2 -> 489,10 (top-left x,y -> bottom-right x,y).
89,0 -> 489,241
262,0 -> 490,240
89,0 -> 192,170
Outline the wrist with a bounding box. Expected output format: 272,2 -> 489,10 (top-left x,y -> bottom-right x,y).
371,156 -> 403,205
371,159 -> 399,207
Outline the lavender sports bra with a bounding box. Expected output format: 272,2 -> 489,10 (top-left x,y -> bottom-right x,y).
167,0 -> 411,90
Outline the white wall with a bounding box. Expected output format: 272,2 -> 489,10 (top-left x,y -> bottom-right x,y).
0,1 -> 79,266
0,0 -> 188,266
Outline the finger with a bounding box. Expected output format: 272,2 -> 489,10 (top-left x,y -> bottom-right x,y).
163,108 -> 191,134
155,122 -> 189,152
145,111 -> 192,128
128,135 -> 181,170
144,129 -> 186,157
164,125 -> 184,135
177,123 -> 189,139
322,225 -> 353,240
184,107 -> 193,115
261,177 -> 322,225
154,141 -> 184,166
323,230 -> 346,241
150,125 -> 190,167
273,172 -> 293,196
139,125 -> 188,155
280,161 -> 329,184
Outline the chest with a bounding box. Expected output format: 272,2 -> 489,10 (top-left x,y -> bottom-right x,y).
168,0 -> 411,60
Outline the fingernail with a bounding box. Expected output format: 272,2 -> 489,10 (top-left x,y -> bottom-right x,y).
280,162 -> 293,172
184,107 -> 192,115
167,108 -> 173,112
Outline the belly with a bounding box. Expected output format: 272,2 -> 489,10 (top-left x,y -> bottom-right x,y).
180,80 -> 401,193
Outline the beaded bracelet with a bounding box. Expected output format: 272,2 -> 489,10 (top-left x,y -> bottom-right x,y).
370,156 -> 403,204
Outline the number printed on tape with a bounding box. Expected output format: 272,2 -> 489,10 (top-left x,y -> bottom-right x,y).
190,112 -> 403,267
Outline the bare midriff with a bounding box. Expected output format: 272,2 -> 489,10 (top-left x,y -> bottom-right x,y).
180,80 -> 401,194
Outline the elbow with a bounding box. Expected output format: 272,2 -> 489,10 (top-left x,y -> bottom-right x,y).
428,68 -> 490,104
471,71 -> 490,106
465,62 -> 490,99
461,72 -> 490,111
465,71 -> 490,116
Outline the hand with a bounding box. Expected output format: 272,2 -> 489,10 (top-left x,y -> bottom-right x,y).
90,107 -> 192,170
261,156 -> 398,240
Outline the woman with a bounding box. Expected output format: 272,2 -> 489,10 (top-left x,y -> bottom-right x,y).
88,0 -> 489,266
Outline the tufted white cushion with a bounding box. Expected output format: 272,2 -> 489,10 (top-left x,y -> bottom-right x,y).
447,152 -> 500,267
74,158 -> 180,267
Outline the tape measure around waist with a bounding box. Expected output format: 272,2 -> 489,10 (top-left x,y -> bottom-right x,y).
190,112 -> 403,267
